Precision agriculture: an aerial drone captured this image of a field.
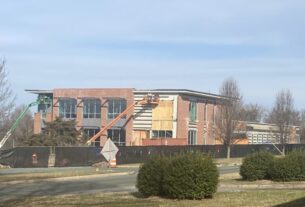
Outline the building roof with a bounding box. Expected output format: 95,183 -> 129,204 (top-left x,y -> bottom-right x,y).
134,89 -> 229,100
25,88 -> 231,100
246,122 -> 300,131
25,89 -> 53,94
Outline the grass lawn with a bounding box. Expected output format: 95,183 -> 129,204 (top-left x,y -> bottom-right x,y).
1,190 -> 305,207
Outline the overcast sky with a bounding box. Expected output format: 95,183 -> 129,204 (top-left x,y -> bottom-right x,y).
1,1 -> 305,110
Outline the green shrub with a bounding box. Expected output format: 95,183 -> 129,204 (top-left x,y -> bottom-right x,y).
163,153 -> 219,199
136,155 -> 169,197
240,151 -> 274,181
287,151 -> 305,180
269,151 -> 305,181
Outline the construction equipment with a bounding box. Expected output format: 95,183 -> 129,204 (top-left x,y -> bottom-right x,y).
87,94 -> 159,145
0,96 -> 52,149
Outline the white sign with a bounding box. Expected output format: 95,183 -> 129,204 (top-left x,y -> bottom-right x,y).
101,138 -> 119,161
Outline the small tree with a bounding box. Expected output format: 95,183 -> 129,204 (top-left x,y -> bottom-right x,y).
268,89 -> 294,155
215,78 -> 242,159
26,118 -> 81,146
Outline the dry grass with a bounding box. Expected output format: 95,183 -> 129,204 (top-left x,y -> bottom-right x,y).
0,168 -> 112,183
1,190 -> 305,207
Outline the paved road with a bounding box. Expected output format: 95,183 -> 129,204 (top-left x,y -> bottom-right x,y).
0,165 -> 239,202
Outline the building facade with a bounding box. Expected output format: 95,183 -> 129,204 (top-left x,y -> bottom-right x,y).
246,122 -> 300,144
27,88 -> 225,146
27,88 -> 301,146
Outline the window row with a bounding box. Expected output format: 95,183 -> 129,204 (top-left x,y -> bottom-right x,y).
83,129 -> 199,146
151,130 -> 173,138
58,99 -> 127,119
83,128 -> 126,146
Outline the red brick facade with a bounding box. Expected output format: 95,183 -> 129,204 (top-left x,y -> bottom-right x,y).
175,95 -> 220,146
32,89 -> 224,146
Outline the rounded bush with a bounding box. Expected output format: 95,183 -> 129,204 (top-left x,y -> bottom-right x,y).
136,155 -> 169,197
163,153 -> 219,199
269,151 -> 305,181
240,151 -> 274,181
287,151 -> 305,180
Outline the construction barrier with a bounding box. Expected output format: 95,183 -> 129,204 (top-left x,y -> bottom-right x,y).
1,144 -> 305,168
109,158 -> 117,168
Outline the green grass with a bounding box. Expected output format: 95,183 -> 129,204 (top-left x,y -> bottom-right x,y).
1,190 -> 305,207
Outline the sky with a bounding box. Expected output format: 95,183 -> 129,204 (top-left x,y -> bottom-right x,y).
1,0 -> 305,110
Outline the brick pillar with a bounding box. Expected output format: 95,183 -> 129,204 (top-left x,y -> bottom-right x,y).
34,113 -> 41,134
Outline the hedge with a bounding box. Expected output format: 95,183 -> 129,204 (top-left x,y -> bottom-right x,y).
240,151 -> 274,181
269,151 -> 305,181
136,152 -> 219,199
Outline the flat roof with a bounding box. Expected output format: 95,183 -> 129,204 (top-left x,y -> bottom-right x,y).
25,89 -> 53,94
25,88 -> 231,100
134,89 -> 229,100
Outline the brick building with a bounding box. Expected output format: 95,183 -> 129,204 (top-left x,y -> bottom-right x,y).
245,122 -> 300,144
27,88 -> 226,146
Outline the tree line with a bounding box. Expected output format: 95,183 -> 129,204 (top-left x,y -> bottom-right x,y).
217,78 -> 305,158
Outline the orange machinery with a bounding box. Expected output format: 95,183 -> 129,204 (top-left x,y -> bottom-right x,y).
86,94 -> 159,145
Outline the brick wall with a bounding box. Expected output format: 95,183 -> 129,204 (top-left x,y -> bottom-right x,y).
176,95 -> 220,145
33,113 -> 41,134
176,96 -> 189,139
51,88 -> 134,146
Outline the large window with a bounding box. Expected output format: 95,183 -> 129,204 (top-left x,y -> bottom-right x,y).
107,128 -> 126,146
151,130 -> 173,138
59,99 -> 77,119
83,99 -> 101,118
38,103 -> 52,119
189,101 -> 197,122
83,128 -> 100,147
188,130 -> 197,145
108,99 -> 127,119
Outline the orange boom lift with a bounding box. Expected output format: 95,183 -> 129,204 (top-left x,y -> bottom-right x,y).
86,94 -> 159,145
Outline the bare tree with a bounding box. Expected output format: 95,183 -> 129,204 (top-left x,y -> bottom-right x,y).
268,89 -> 294,155
240,103 -> 265,123
7,105 -> 34,147
216,78 -> 242,159
0,59 -> 15,139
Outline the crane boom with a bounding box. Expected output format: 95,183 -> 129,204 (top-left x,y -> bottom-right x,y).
0,96 -> 51,149
87,94 -> 159,145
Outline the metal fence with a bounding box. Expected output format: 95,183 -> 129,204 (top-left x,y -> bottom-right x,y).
1,144 -> 305,168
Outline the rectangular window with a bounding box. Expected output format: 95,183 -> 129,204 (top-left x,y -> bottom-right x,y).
108,99 -> 127,119
188,130 -> 197,145
189,101 -> 197,122
204,103 -> 207,122
151,130 -> 173,138
59,99 -> 77,119
38,103 -> 52,119
83,128 -> 100,147
107,128 -> 126,146
83,99 -> 101,118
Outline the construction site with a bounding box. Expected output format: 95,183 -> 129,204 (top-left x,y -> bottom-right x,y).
0,88 -> 302,168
